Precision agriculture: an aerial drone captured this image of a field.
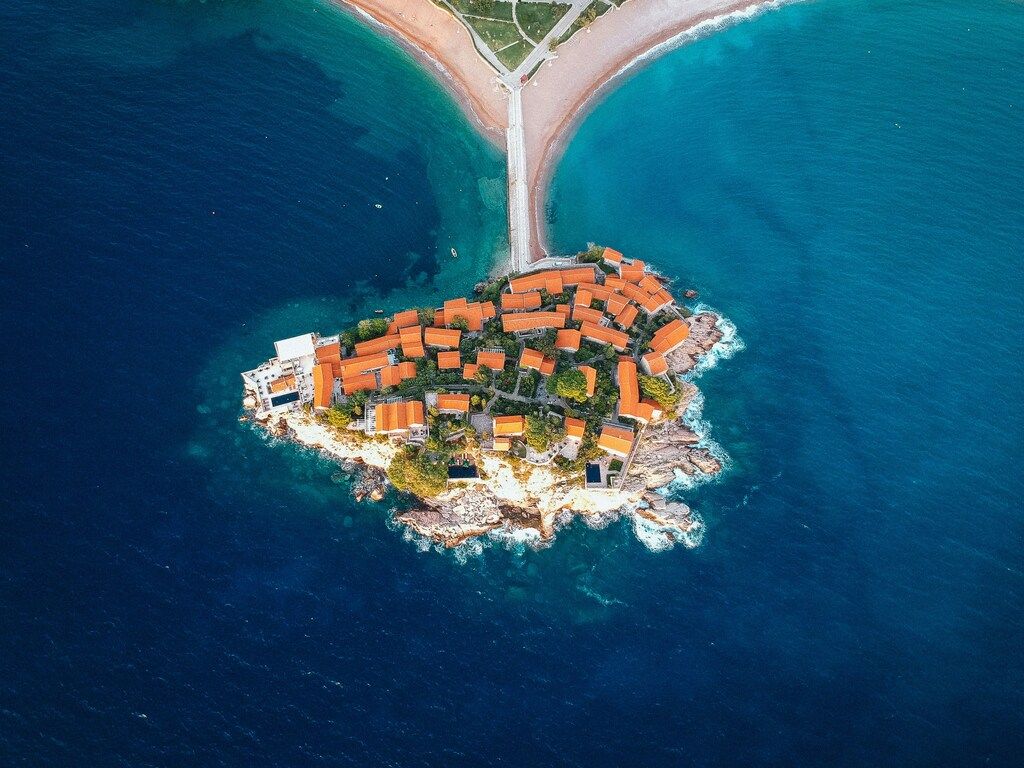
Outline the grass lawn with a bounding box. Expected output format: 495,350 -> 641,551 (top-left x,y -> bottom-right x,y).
469,17 -> 524,51
557,0 -> 611,44
445,0 -> 515,22
495,39 -> 533,69
515,1 -> 572,42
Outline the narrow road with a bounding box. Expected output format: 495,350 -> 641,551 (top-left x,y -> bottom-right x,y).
506,85 -> 530,274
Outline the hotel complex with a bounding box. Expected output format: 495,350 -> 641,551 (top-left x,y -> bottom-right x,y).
243,247 -> 695,487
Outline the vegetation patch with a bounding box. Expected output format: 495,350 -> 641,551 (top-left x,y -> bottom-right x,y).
515,1 -> 572,42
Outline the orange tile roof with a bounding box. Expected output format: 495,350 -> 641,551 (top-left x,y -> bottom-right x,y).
374,400 -> 425,433
619,259 -> 646,283
269,374 -> 296,394
559,267 -> 598,286
437,350 -> 461,369
476,350 -> 506,370
442,298 -> 490,331
424,327 -> 461,348
638,274 -> 663,295
387,309 -> 420,334
354,334 -> 401,356
586,283 -> 617,302
493,415 -> 526,436
491,437 -> 511,451
642,351 -> 668,376
605,293 -> 628,315
639,290 -> 673,315
598,425 -> 634,458
555,328 -> 581,352
481,301 -> 496,320
614,303 -> 639,330
380,362 -> 417,388
501,291 -> 542,311
437,393 -> 470,413
617,359 -> 657,423
519,347 -> 544,370
555,303 -> 571,319
520,348 -> 556,376
463,363 -> 480,380
315,342 -> 341,365
312,363 -> 334,409
338,352 -> 390,378
399,325 -> 425,358
649,318 -> 690,354
509,271 -> 563,294
578,365 -> 597,397
564,417 -> 585,440
604,275 -> 627,292
574,288 -> 593,308
572,305 -> 604,325
501,311 -> 566,333
342,372 -> 377,395
580,321 -> 630,350
603,247 -> 623,265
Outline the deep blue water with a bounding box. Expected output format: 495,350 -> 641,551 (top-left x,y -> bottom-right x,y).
2,0 -> 1023,765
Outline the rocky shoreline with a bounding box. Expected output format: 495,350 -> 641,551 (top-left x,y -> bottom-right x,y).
244,310 -> 728,550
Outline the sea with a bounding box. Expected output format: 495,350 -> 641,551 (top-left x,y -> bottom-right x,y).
2,0 -> 1022,764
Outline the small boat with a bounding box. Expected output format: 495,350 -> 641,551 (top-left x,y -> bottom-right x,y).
451,248 -> 458,259
374,309 -> 384,315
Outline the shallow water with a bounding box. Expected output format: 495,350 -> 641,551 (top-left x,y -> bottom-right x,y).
2,0 -> 1023,765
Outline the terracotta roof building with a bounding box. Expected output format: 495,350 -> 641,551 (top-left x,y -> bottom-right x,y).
617,359 -> 659,423
463,362 -> 480,380
500,291 -> 543,311
342,372 -> 377,395
502,311 -> 566,333
354,334 -> 401,356
572,305 -> 604,325
380,362 -> 417,388
641,351 -> 668,376
476,350 -> 506,370
555,328 -> 581,352
519,348 -> 555,376
493,415 -> 526,437
399,325 -> 425,358
603,247 -> 624,265
440,298 -> 494,332
649,318 -> 691,355
565,417 -> 585,441
491,437 -> 511,452
372,399 -> 426,435
424,327 -> 461,348
437,393 -> 471,414
338,352 -> 390,379
509,270 -> 563,294
387,309 -> 420,334
437,351 -> 461,370
580,321 -> 630,351
598,424 -> 634,458
614,302 -> 639,330
269,374 -> 296,394
312,363 -> 335,409
578,365 -> 597,397
574,288 -> 593,308
619,259 -> 646,283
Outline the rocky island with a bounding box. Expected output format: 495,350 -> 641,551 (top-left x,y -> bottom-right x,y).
242,247 -> 731,548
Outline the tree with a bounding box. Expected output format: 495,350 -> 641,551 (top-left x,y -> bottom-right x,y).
356,317 -> 388,341
525,415 -> 550,452
470,394 -> 482,408
449,315 -> 470,332
387,449 -> 448,498
638,374 -> 679,411
551,369 -> 589,403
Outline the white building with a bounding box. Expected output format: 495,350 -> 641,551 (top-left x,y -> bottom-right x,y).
242,333 -> 318,416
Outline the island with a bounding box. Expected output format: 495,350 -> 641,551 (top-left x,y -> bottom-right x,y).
242,247 -> 728,547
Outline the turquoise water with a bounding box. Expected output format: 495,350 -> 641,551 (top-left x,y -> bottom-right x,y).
3,0 -> 1023,764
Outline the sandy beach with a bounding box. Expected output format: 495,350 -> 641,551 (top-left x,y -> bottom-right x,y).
523,0 -> 779,260
333,0 -> 781,260
331,0 -> 509,144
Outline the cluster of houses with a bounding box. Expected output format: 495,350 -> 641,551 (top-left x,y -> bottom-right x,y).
242,248 -> 694,469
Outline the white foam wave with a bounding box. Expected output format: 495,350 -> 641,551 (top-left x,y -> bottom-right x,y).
630,509 -> 706,552
685,304 -> 746,381
614,0 -> 801,82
